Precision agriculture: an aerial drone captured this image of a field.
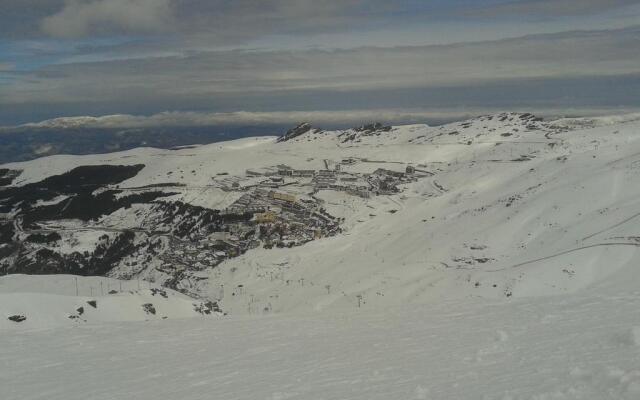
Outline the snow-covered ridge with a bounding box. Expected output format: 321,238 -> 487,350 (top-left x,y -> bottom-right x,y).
19,114 -> 137,129
552,112 -> 640,129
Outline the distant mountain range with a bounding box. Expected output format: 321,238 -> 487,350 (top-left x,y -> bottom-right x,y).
0,123 -> 288,163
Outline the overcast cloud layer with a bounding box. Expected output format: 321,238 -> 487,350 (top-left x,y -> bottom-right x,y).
1,0 -> 640,127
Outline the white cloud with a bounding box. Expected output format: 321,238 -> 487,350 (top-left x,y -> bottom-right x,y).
37,0 -> 373,40
41,0 -> 173,37
4,27 -> 639,105
2,26 -> 639,125
468,0 -> 640,16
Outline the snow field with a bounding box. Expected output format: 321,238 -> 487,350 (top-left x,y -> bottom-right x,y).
1,289 -> 639,399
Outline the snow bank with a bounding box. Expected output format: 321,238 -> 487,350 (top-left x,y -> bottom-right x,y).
0,275 -> 218,330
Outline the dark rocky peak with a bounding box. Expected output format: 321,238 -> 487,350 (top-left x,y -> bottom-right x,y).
517,112 -> 543,121
354,122 -> 392,133
338,122 -> 393,143
491,112 -> 543,123
454,113 -> 545,129
277,122 -> 320,143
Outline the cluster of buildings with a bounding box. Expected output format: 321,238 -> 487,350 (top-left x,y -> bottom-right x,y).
155,186 -> 341,275
155,160 -> 428,279
272,162 -> 424,199
230,159 -> 428,201
229,188 -> 341,248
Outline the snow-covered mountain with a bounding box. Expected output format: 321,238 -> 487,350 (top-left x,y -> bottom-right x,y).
18,115 -> 136,130
2,112 -> 640,316
3,112 -> 640,400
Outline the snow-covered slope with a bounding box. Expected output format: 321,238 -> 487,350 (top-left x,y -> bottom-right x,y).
2,289 -> 639,400
2,112 -> 640,316
0,274 -> 220,329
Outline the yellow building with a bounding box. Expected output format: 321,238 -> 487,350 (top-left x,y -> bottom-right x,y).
269,191 -> 297,203
255,211 -> 278,223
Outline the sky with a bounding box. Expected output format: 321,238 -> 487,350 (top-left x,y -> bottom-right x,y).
0,0 -> 639,127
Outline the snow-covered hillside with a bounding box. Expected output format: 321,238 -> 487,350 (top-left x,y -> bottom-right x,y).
2,112 -> 640,316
